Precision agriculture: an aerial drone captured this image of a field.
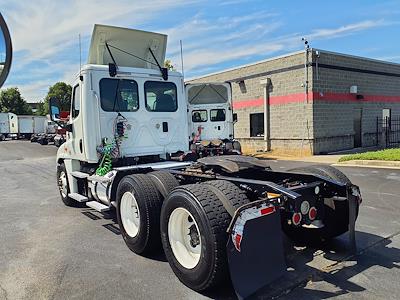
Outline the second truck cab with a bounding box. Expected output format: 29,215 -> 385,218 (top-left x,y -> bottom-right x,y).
187,83 -> 241,155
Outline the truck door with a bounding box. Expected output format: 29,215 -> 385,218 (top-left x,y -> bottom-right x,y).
186,83 -> 233,141
68,84 -> 85,160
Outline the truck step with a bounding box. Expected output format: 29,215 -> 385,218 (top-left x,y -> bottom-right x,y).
70,171 -> 90,179
69,193 -> 89,202
87,175 -> 111,183
86,201 -> 110,212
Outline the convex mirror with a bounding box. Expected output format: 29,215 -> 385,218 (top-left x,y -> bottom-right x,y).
0,13 -> 12,88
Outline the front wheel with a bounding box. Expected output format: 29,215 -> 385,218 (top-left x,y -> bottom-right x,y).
56,163 -> 79,207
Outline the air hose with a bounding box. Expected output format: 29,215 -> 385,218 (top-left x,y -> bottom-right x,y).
95,114 -> 129,176
96,140 -> 118,176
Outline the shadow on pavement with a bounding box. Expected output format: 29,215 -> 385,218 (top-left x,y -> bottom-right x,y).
79,207 -> 400,300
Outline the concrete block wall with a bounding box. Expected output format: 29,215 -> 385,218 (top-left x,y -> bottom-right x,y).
187,49 -> 400,155
312,50 -> 400,153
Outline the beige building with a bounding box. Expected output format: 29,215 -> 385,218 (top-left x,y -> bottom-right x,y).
188,49 -> 400,155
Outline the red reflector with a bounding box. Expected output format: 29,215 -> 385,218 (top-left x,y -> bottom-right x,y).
292,213 -> 302,225
260,206 -> 275,216
234,234 -> 242,252
309,207 -> 317,220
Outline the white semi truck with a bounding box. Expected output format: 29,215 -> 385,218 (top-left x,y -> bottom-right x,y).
187,83 -> 241,156
50,24 -> 362,298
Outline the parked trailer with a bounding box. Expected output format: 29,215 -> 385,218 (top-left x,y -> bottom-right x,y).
49,25 -> 362,299
0,112 -> 9,141
17,115 -> 47,139
0,112 -> 18,140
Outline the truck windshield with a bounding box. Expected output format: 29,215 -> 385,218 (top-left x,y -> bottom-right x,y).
145,81 -> 177,112
188,84 -> 228,105
99,78 -> 139,112
192,110 -> 207,122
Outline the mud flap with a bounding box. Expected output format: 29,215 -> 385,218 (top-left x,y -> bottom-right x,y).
227,204 -> 286,299
348,185 -> 361,253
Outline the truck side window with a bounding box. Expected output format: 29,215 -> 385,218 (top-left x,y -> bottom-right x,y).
72,85 -> 80,119
99,79 -> 139,112
192,110 -> 207,122
210,109 -> 226,122
145,81 -> 177,112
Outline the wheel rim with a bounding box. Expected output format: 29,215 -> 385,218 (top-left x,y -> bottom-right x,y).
168,207 -> 201,269
58,171 -> 68,198
120,192 -> 141,238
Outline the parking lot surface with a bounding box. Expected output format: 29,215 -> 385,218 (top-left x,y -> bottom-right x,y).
1,140 -> 400,299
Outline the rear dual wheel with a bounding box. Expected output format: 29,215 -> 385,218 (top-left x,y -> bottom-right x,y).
160,181 -> 249,292
116,171 -> 178,254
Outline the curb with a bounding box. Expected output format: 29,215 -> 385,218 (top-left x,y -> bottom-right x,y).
334,160 -> 400,169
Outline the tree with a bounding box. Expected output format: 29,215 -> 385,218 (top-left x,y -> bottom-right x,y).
39,82 -> 72,115
0,87 -> 32,115
164,59 -> 176,71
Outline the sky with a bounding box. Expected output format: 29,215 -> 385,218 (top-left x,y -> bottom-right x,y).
0,0 -> 400,102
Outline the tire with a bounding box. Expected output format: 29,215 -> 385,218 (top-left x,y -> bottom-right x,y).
57,163 -> 79,207
284,165 -> 357,242
204,180 -> 250,215
289,165 -> 351,184
232,141 -> 241,152
39,138 -> 48,145
116,174 -> 163,254
160,184 -> 236,291
147,170 -> 179,199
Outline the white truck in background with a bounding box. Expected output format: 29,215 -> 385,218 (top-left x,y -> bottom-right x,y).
16,115 -> 47,139
187,83 -> 241,155
0,112 -> 18,141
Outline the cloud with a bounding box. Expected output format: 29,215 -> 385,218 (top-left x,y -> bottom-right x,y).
1,0 -> 193,101
308,19 -> 388,40
181,19 -> 392,78
0,0 -> 394,102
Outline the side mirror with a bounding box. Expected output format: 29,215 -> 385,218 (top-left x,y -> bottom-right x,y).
49,97 -> 73,132
0,13 -> 13,88
49,97 -> 61,121
233,113 -> 238,124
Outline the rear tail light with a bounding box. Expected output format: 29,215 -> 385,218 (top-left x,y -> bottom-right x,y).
309,207 -> 317,220
292,213 -> 302,226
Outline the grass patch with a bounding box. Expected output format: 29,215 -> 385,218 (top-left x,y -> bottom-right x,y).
339,148 -> 400,162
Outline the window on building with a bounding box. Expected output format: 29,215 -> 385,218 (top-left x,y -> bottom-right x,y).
71,84 -> 80,119
145,81 -> 177,112
210,109 -> 226,122
192,110 -> 207,122
250,113 -> 264,137
99,79 -> 139,112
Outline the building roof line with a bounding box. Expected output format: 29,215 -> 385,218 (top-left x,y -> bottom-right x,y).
186,48 -> 400,82
314,48 -> 400,68
186,50 -> 305,81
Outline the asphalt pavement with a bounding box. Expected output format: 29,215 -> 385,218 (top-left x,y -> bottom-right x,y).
1,140 -> 400,299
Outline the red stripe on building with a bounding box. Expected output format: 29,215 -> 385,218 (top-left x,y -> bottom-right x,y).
232,92 -> 400,109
